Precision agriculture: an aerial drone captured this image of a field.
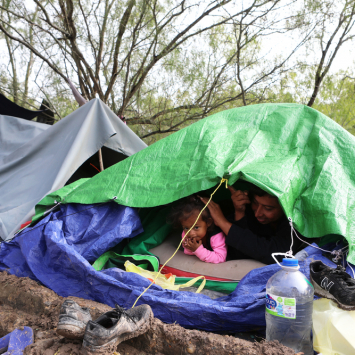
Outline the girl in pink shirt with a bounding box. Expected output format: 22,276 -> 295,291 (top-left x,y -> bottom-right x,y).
169,196 -> 227,264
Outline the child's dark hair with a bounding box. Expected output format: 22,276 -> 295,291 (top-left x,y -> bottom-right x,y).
168,194 -> 213,229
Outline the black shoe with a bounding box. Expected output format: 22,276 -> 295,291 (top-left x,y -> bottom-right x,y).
82,304 -> 153,354
56,300 -> 92,339
310,260 -> 355,310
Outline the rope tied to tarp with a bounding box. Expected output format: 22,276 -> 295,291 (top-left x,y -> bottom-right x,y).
288,217 -> 349,261
272,217 -> 353,276
131,177 -> 229,308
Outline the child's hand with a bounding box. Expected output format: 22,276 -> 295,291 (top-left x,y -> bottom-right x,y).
184,237 -> 202,252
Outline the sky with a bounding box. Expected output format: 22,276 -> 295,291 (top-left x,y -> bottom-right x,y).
1,0 -> 354,109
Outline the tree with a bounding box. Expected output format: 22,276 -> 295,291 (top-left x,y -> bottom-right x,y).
303,0 -> 355,107
0,0 -> 40,108
0,0 -> 310,142
313,72 -> 355,134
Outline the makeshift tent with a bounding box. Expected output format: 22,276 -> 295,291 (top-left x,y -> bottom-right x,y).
36,103 -> 355,262
2,102 -> 355,332
0,98 -> 147,241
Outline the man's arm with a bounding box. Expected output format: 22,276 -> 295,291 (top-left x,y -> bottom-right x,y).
199,187 -> 250,235
198,198 -> 233,235
226,223 -> 301,265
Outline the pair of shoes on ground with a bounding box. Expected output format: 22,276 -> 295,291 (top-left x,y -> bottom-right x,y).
56,300 -> 153,353
310,260 -> 355,310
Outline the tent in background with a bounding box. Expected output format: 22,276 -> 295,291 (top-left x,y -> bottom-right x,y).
0,98 -> 147,241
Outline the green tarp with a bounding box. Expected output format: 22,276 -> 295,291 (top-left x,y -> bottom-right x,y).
36,103 -> 355,262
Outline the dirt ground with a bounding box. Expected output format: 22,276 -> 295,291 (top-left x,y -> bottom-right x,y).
0,271 -> 298,355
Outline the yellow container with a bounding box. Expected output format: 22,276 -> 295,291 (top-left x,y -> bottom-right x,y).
313,298 -> 355,355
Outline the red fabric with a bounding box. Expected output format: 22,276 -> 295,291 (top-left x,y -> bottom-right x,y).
20,220 -> 31,229
159,264 -> 236,281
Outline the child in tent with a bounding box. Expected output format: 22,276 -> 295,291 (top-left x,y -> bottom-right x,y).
169,195 -> 227,264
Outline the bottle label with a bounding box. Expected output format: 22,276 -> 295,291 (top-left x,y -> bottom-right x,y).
266,293 -> 296,319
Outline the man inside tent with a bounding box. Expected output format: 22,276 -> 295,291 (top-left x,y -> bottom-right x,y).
200,184 -> 305,265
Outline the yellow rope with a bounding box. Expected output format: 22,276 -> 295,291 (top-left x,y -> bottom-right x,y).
131,177 -> 228,308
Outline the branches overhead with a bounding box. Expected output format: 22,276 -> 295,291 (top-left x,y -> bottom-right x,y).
307,0 -> 355,107
1,0 -> 354,142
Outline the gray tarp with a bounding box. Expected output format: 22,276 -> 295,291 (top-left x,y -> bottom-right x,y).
0,98 -> 147,241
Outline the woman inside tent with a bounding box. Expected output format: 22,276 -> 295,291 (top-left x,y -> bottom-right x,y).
200,183 -> 306,265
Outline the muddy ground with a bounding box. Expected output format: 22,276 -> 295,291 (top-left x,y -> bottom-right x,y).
0,271 -> 298,354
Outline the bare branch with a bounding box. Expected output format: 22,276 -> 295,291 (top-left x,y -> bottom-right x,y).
0,21 -> 69,83
104,0 -> 136,100
33,0 -> 69,35
308,1 -> 355,107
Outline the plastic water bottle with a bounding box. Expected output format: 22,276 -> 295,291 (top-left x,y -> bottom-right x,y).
265,258 -> 314,355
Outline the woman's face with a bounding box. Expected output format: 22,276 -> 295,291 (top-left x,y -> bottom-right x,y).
251,194 -> 284,225
181,211 -> 211,240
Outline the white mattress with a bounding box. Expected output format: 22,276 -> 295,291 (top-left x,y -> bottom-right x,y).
149,231 -> 266,281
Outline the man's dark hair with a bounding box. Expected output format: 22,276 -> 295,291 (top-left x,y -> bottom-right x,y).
247,183 -> 277,200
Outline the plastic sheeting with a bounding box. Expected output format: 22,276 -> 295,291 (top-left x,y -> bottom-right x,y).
313,298 -> 355,355
0,92 -> 43,120
0,202 -> 347,332
0,98 -> 147,241
0,327 -> 34,354
34,103 -> 355,263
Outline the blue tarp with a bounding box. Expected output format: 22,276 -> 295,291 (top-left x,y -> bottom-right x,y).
0,327 -> 33,355
0,202 -> 348,332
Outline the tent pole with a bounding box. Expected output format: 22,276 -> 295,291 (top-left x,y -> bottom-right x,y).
98,149 -> 104,171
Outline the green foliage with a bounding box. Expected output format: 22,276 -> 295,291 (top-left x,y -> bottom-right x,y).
1,0 -> 355,143
261,67 -> 355,137
313,73 -> 355,134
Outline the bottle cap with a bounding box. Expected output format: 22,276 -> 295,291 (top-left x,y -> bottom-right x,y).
282,258 -> 298,267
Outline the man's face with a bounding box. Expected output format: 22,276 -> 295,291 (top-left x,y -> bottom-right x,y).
181,212 -> 211,240
251,194 -> 284,225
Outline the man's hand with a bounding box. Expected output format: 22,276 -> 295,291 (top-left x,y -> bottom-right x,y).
199,197 -> 233,236
183,237 -> 202,252
198,197 -> 225,227
228,186 -> 250,221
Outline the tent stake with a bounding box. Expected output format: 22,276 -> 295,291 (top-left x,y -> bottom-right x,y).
98,148 -> 104,171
